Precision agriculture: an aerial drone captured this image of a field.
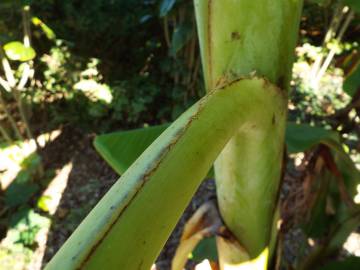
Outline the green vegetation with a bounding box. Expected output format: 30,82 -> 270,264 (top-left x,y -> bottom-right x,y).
0,0 -> 359,270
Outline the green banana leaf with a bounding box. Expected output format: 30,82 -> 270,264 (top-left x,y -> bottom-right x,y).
285,123 -> 341,154
94,124 -> 169,175
287,124 -> 360,270
343,63 -> 360,97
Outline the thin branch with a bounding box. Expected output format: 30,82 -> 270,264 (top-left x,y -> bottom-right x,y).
187,30 -> 196,87
0,90 -> 24,140
324,4 -> 346,43
17,63 -> 32,90
0,121 -> 13,144
191,56 -> 200,94
313,9 -> 354,86
309,4 -> 346,84
22,5 -> 32,48
163,16 -> 171,48
18,5 -> 33,90
13,88 -> 34,141
11,5 -> 39,149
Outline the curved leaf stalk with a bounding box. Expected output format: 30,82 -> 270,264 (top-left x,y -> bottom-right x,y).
13,88 -> 34,142
45,77 -> 284,270
194,0 -> 303,269
0,91 -> 24,141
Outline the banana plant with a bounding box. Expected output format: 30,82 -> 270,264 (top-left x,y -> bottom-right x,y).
45,1 -> 304,269
194,1 -> 303,269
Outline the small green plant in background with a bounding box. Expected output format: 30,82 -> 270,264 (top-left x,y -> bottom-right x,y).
0,0 -> 358,270
0,5 -> 37,145
291,0 -> 359,125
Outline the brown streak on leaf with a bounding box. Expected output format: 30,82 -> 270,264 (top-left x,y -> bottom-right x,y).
231,31 -> 241,41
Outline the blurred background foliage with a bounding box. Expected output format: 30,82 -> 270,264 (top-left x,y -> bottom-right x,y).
1,0 -> 205,133
0,0 -> 359,269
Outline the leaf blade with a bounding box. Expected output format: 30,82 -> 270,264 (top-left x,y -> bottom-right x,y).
3,41 -> 36,61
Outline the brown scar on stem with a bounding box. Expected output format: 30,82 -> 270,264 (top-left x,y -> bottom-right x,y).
214,75 -> 285,101
276,75 -> 286,90
215,74 -> 230,89
214,70 -> 239,89
217,226 -> 249,255
231,31 -> 241,41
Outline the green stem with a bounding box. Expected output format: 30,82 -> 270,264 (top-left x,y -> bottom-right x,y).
0,121 -> 13,144
22,5 -> 32,48
194,0 -> 303,268
12,88 -> 43,178
163,16 -> 171,48
12,88 -> 33,141
0,90 -> 24,141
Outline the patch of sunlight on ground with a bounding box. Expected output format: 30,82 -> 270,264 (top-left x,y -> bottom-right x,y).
343,232 -> 360,257
0,162 -> 73,270
31,162 -> 73,269
0,247 -> 33,270
0,129 -> 75,270
0,129 -> 61,190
